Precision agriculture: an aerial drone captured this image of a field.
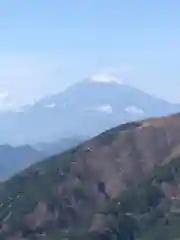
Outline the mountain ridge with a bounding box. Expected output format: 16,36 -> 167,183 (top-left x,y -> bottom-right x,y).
1,113 -> 180,239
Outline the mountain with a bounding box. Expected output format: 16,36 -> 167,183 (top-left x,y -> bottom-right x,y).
0,76 -> 180,144
0,138 -> 85,181
0,145 -> 44,181
2,113 -> 180,239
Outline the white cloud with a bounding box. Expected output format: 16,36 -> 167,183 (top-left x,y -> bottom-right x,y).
89,64 -> 137,86
0,91 -> 9,100
0,90 -> 14,111
91,72 -> 123,84
45,103 -> 56,109
91,104 -> 113,114
125,106 -> 144,115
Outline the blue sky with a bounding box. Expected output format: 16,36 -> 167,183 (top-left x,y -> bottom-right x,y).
0,0 -> 180,109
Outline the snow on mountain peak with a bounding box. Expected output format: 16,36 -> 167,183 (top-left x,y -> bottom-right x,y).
90,72 -> 123,85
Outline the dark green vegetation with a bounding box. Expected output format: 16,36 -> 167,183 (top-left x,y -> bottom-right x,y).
0,148 -> 85,239
1,116 -> 180,239
88,156 -> 180,240
1,154 -> 178,239
117,156 -> 180,240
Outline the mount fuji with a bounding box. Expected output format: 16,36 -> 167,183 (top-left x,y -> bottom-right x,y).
0,75 -> 179,145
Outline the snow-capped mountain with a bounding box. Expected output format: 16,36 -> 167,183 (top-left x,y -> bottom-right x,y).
0,76 -> 179,145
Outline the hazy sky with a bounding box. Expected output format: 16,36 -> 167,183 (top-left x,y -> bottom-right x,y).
0,0 -> 180,109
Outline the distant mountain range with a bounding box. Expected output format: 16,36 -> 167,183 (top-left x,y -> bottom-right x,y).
0,137 -> 84,181
0,145 -> 43,181
0,76 -> 180,145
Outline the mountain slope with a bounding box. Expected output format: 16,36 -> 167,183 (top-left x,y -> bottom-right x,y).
2,114 -> 180,239
32,79 -> 180,139
0,79 -> 180,144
